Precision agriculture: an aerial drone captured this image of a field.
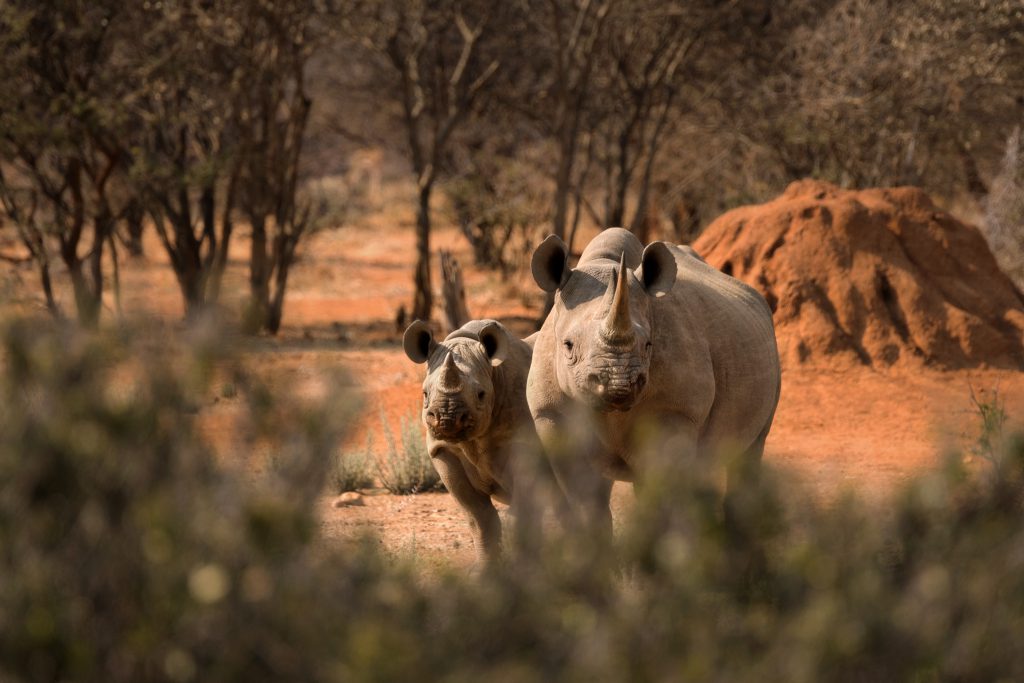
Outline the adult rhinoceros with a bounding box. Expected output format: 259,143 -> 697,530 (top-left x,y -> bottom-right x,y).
526,228 -> 781,532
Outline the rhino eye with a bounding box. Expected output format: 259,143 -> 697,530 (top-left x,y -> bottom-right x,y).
563,340 -> 573,352
477,390 -> 485,401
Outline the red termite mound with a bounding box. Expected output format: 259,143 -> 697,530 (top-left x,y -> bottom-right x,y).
693,180 -> 1024,369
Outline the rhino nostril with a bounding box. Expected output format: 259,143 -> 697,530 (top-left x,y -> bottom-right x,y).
636,374 -> 647,391
587,373 -> 606,395
426,411 -> 438,426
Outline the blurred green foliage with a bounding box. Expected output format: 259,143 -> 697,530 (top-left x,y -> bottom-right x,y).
1,320 -> 1024,681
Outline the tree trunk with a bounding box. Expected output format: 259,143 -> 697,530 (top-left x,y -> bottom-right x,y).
264,230 -> 298,336
959,142 -> 989,199
439,250 -> 470,334
411,185 -> 433,321
107,231 -> 123,317
123,199 -> 145,257
38,259 -> 60,318
266,257 -> 290,335
629,99 -> 674,240
542,135 -> 579,323
551,136 -> 574,242
67,264 -> 95,327
208,172 -> 236,304
67,212 -> 111,328
247,215 -> 270,332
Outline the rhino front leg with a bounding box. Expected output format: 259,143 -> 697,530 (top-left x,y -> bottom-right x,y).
534,413 -> 614,542
431,449 -> 502,565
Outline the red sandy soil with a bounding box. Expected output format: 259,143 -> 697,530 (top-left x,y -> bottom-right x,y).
2,181 -> 1022,570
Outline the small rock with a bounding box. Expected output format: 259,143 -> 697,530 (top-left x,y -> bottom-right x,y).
332,492 -> 365,508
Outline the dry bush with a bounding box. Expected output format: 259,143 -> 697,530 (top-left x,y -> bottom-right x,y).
333,435 -> 376,493
374,410 -> 443,495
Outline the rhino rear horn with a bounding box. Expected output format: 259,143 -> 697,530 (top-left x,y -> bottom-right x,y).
477,321 -> 508,367
402,320 -> 436,363
531,234 -> 570,292
639,242 -> 677,297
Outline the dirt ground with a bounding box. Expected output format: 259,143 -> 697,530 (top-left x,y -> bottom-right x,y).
3,188 -> 1022,571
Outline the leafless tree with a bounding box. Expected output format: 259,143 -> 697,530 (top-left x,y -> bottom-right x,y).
513,0 -> 613,246
355,0 -> 498,322
595,1 -> 742,237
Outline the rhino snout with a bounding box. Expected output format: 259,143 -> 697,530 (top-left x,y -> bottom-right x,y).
425,407 -> 475,439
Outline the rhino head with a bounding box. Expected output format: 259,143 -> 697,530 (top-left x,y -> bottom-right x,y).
403,321 -> 509,441
532,234 -> 677,412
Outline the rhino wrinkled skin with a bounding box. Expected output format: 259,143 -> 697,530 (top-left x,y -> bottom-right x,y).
403,319 -> 537,564
527,228 -> 781,530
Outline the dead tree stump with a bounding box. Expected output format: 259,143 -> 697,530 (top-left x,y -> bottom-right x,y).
439,250 -> 470,334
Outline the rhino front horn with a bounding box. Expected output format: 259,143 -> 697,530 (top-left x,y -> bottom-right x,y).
602,253 -> 634,344
438,351 -> 463,393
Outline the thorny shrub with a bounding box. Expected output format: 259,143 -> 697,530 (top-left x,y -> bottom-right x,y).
1,319 -> 1024,682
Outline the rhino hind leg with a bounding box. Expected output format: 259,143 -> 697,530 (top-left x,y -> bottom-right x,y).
431,449 -> 502,565
725,420 -> 769,496
722,418 -> 774,598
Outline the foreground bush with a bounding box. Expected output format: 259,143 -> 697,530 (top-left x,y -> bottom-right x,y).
1,319 -> 1024,682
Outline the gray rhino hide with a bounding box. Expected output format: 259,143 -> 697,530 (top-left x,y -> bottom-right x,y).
527,228 -> 781,525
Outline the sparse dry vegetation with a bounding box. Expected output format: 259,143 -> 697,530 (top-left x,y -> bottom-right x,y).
374,409 -> 442,495
333,435 -> 376,493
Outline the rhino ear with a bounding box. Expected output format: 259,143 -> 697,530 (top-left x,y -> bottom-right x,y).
477,321 -> 508,367
402,320 -> 436,364
531,234 -> 570,292
639,242 -> 677,297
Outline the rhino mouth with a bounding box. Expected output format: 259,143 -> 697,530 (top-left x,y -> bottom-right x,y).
429,425 -> 474,441
593,392 -> 640,412
585,371 -> 647,412
426,414 -> 476,441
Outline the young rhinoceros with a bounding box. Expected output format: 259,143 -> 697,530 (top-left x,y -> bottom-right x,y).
403,319 -> 537,564
527,228 -> 781,533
